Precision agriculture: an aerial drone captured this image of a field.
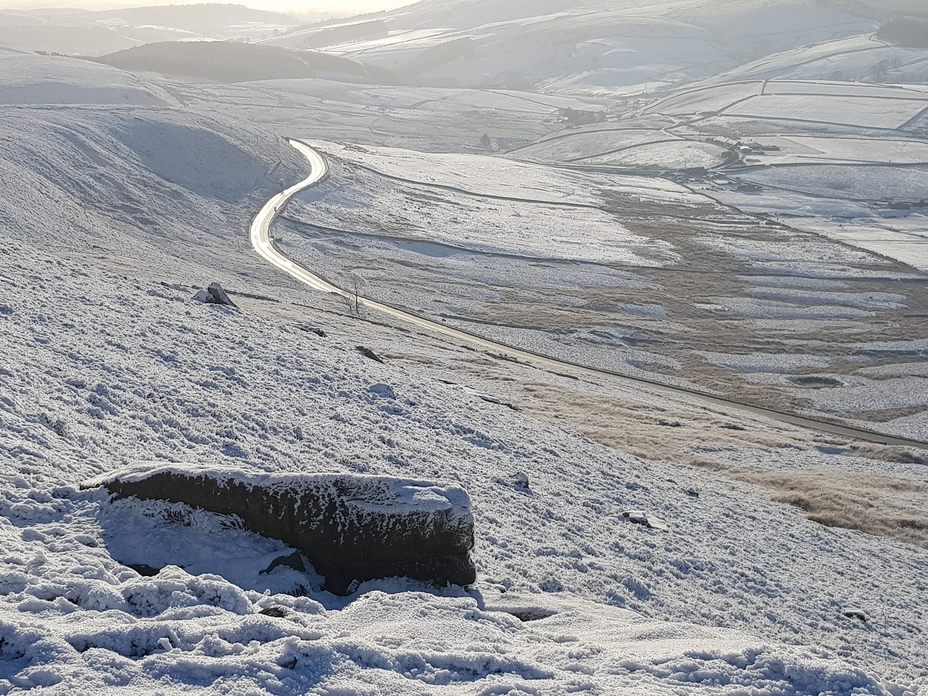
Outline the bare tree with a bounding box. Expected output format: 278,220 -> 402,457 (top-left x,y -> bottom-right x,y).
346,272 -> 369,317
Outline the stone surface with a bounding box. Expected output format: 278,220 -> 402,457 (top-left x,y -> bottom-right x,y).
85,465 -> 476,595
207,282 -> 237,307
192,288 -> 214,304
356,346 -> 385,363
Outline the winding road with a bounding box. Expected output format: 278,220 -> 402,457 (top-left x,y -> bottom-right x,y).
251,139 -> 928,451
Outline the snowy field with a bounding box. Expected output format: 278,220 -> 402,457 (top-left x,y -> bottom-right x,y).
714,35 -> 928,84
630,79 -> 928,275
2,7 -> 928,694
275,138 -> 928,441
723,93 -> 927,130
151,77 -> 614,154
306,142 -> 703,208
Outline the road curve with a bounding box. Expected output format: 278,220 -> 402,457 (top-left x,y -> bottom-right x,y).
251,140 -> 337,294
251,139 -> 928,451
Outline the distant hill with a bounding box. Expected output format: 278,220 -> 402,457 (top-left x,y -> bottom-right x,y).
0,4 -> 306,56
258,19 -> 389,51
0,10 -> 45,27
852,1 -> 928,20
329,0 -> 875,91
0,50 -> 171,106
385,0 -> 583,31
89,3 -> 303,37
92,41 -> 376,84
877,17 -> 928,47
0,25 -> 143,56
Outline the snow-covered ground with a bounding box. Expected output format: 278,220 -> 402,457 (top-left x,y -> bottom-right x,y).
149,76 -> 613,154
632,79 -> 928,274
273,138 -> 928,441
713,35 -> 928,85
7,234 -> 927,693
279,0 -> 876,93
2,17 -> 928,696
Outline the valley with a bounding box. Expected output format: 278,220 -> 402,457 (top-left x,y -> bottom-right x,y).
0,1 -> 926,693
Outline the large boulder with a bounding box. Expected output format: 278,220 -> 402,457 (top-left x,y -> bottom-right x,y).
83,464 -> 476,594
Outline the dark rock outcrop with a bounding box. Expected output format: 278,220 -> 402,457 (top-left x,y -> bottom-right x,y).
622,510 -> 669,532
84,465 -> 476,595
357,346 -> 384,363
297,325 -> 326,337
193,282 -> 237,307
207,282 -> 237,307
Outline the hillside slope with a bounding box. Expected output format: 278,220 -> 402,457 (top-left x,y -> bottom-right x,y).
0,51 -> 927,694
300,0 -> 876,91
93,41 -> 374,84
0,3 -> 303,56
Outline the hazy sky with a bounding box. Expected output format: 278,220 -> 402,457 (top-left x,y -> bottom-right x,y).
0,0 -> 409,16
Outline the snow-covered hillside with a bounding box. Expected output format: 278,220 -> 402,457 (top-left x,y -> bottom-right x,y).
8,221 -> 927,692
267,0 -> 877,92
713,34 -> 928,84
0,4 -> 304,57
0,48 -> 172,106
2,23 -> 928,696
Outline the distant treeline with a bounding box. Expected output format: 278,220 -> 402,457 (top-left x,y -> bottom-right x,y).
877,17 -> 928,48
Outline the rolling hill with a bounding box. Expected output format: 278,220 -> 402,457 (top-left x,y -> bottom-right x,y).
92,41 -> 377,84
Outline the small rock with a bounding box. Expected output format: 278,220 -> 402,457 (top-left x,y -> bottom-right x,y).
478,393 -> 521,411
513,472 -> 530,491
297,325 -> 326,337
259,606 -> 287,618
368,383 -> 396,400
476,392 -> 502,405
207,282 -> 237,308
622,510 -> 669,532
843,608 -> 868,623
505,608 -> 557,622
357,346 -> 384,363
193,289 -> 214,304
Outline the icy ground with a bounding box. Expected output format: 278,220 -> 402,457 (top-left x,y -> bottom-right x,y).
1,46 -> 927,696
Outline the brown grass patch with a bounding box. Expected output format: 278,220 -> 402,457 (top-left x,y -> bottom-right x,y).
851,444 -> 926,465
735,469 -> 928,548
